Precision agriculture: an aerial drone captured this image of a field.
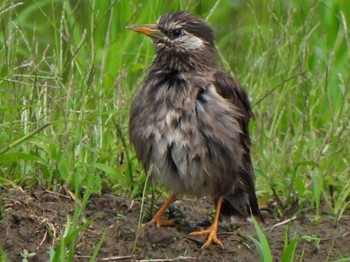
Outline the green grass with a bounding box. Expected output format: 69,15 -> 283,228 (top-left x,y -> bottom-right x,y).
249,216 -> 273,262
0,0 -> 349,260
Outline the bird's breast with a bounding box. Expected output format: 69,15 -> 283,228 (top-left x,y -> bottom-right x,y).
130,73 -> 242,198
139,79 -> 212,196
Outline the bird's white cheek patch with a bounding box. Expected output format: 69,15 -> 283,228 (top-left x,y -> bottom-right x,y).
179,35 -> 204,50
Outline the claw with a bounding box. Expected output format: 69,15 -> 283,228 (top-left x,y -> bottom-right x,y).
189,197 -> 224,248
190,224 -> 223,248
142,194 -> 176,228
142,218 -> 175,228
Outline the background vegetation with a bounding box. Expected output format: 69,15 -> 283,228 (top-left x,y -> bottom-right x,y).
0,0 -> 349,259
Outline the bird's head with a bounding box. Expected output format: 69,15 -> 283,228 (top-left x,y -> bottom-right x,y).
126,12 -> 216,72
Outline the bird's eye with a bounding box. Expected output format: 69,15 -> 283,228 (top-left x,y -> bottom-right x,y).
172,28 -> 183,38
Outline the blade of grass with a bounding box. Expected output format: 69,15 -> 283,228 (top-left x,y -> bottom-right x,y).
0,123 -> 51,155
249,216 -> 273,262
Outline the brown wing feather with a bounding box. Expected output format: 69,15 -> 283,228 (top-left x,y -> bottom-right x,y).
213,71 -> 263,220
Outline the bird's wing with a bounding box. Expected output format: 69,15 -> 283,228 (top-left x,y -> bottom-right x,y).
129,91 -> 153,171
213,71 -> 262,218
213,71 -> 253,144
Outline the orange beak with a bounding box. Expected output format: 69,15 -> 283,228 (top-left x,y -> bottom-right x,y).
126,24 -> 166,40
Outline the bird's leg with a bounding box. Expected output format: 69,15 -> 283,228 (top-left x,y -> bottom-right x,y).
190,197 -> 224,248
142,193 -> 176,228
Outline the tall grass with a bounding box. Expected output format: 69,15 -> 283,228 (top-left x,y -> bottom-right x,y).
0,0 -> 349,259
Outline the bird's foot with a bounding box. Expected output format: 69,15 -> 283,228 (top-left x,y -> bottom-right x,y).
190,224 -> 223,248
142,216 -> 175,229
141,194 -> 177,229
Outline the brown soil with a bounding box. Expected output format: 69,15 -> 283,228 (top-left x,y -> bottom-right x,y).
0,188 -> 349,261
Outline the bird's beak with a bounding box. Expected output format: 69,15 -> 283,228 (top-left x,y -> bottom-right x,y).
126,24 -> 165,41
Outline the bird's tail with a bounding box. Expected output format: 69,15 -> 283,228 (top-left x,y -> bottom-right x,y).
220,186 -> 264,222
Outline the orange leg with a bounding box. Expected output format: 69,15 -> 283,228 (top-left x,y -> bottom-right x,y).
142,193 -> 176,228
190,197 -> 224,248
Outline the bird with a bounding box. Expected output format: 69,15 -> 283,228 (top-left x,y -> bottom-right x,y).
127,11 -> 263,248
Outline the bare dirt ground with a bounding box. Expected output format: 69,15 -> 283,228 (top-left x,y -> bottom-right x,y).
0,188 -> 349,261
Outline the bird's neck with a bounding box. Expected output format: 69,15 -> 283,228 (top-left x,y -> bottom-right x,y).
151,48 -> 216,73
